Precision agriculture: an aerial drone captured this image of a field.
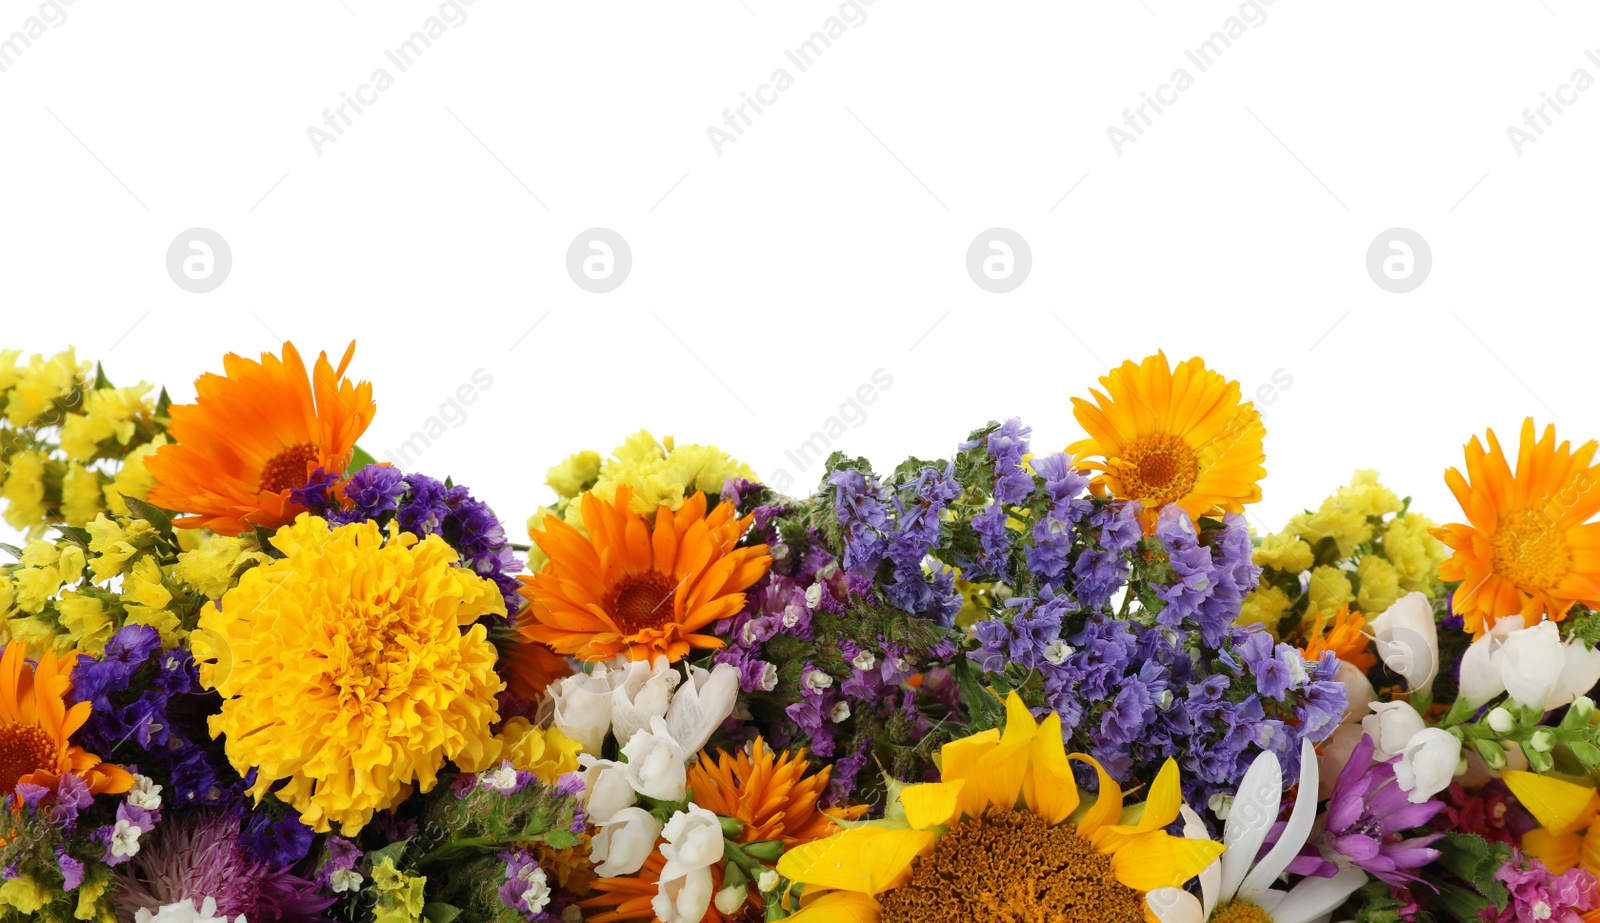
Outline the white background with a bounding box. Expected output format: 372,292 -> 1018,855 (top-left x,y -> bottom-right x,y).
3,0 -> 1598,548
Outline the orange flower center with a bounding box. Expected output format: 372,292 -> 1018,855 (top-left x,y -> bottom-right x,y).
1117,433 -> 1199,507
260,443 -> 319,494
878,808 -> 1142,923
605,572 -> 681,635
1491,508 -> 1572,592
0,721 -> 58,795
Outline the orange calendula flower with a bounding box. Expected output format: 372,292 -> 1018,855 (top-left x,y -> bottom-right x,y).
1431,419 -> 1600,637
0,643 -> 133,799
1301,605 -> 1377,672
518,486 -> 771,663
1069,352 -> 1266,530
146,341 -> 376,535
583,739 -> 858,922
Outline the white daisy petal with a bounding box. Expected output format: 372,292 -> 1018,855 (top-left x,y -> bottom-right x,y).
1261,867 -> 1368,923
1217,748 -> 1282,904
1143,888 -> 1205,923
1237,738 -> 1320,903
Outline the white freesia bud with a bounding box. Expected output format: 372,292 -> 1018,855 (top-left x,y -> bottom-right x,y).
1393,727 -> 1462,804
1361,701 -> 1427,761
620,717 -> 689,801
757,869 -> 781,893
548,666 -> 616,755
1486,707 -> 1515,735
1500,621 -> 1567,711
1368,592 -> 1440,692
658,804 -> 726,879
653,865 -> 715,923
666,663 -> 740,756
714,884 -> 748,915
577,756 -> 638,823
592,807 -> 663,876
610,658 -> 679,748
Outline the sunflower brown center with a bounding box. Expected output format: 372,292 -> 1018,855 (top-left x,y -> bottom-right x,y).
878,808 -> 1144,923
260,443 -> 319,494
1117,433 -> 1200,507
605,572 -> 681,635
0,721 -> 59,795
1491,508 -> 1572,592
1213,901 -> 1275,923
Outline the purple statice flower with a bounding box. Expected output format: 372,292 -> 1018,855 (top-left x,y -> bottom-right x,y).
1286,733 -> 1444,887
287,466 -> 342,516
339,463 -> 407,519
395,473 -> 522,613
240,813 -> 314,869
1073,503 -> 1139,609
499,848 -> 555,919
886,465 -> 960,569
829,467 -> 893,572
15,782 -> 50,810
56,850 -> 85,890
1152,506 -> 1261,647
1480,849 -> 1599,923
961,417 -> 1034,505
316,835 -> 363,892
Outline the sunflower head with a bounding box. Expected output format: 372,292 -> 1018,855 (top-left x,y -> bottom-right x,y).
1432,419 -> 1600,637
194,515 -> 506,834
146,341 -> 376,535
518,486 -> 772,663
0,643 -> 132,800
1069,352 -> 1265,529
776,693 -> 1224,923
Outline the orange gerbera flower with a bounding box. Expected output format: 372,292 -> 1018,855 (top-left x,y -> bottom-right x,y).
0,644 -> 133,799
519,487 -> 771,663
502,636 -> 575,702
146,341 -> 376,534
1301,605 -> 1377,672
582,739 -> 861,922
1431,419 -> 1600,637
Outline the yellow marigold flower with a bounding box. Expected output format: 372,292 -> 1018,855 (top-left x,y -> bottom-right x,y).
1,449 -> 47,535
546,449 -> 602,499
495,716 -> 582,784
1357,554 -> 1402,615
4,349 -> 89,427
174,532 -> 270,600
196,516 -> 507,834
1383,513 -> 1446,593
1306,564 -> 1354,620
59,590 -> 113,655
59,383 -> 154,461
1253,530 -> 1315,572
1238,584 -> 1292,632
102,436 -> 165,517
61,462 -> 105,526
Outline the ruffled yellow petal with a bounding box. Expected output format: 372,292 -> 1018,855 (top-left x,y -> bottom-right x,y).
777,828 -> 936,895
1503,770 -> 1600,836
1109,830 -> 1227,892
1070,753 -> 1124,841
1024,711 -> 1078,825
901,781 -> 965,830
787,891 -> 883,923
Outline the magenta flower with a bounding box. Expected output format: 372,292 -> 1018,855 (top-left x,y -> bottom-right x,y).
1481,849 -> 1599,923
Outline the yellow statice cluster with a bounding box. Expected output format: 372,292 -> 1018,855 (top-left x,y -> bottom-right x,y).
196,515 -> 508,834
0,349 -> 168,538
1243,470 -> 1447,644
0,510 -> 267,655
526,430 -> 756,569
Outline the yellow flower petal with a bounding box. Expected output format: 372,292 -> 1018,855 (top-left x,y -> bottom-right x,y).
974,693 -> 1039,811
777,828 -> 936,895
939,728 -> 1000,819
1094,757 -> 1185,852
787,891 -> 884,923
1523,828 -> 1584,876
1024,711 -> 1078,825
901,781 -> 965,830
1503,770 -> 1600,836
1109,830 -> 1227,892
1070,753 -> 1124,841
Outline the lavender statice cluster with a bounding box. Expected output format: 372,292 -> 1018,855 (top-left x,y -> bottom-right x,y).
68,623 -> 242,812
971,506 -> 1348,819
293,465 -> 522,613
826,461 -> 963,625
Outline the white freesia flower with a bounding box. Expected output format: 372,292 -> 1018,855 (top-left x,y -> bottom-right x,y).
1147,739 -> 1367,923
1394,727 -> 1462,804
1361,701 -> 1427,761
577,756 -> 639,823
592,807 -> 663,876
666,662 -> 740,756
1555,639 -> 1600,710
659,804 -> 726,880
133,897 -> 246,923
548,666 -> 617,755
1368,592 -> 1439,691
1457,616 -> 1600,713
620,717 -> 689,801
1499,620 -> 1567,710
714,883 -> 748,915
611,657 -> 679,748
653,865 -> 715,923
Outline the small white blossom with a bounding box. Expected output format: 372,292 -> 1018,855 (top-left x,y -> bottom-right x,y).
1042,641 -> 1071,666
330,868 -> 364,893
851,651 -> 876,671
519,866 -> 552,914
479,764 -> 521,794
757,869 -> 781,893
781,605 -> 802,628
803,669 -> 833,694
110,819 -> 144,858
1208,792 -> 1234,821
804,584 -> 823,609
127,774 -> 164,810
830,702 -> 851,723
758,663 -> 779,692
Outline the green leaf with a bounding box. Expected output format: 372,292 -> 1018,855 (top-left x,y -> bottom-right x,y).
119,496 -> 174,539
54,526 -> 92,547
542,827 -> 581,850
93,362 -> 114,390
1434,832 -> 1511,912
0,543 -> 23,561
253,523 -> 285,558
154,387 -> 173,418
366,837 -> 411,870
346,444 -> 377,476
422,903 -> 462,923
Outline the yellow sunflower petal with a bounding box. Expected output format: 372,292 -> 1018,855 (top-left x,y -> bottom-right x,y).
1109,830 -> 1227,892
1523,828 -> 1584,875
974,693 -> 1039,811
1023,711 -> 1078,825
900,781 -> 965,830
1502,770 -> 1600,836
776,828 -> 936,895
787,891 -> 883,923
1093,757 -> 1185,852
1070,753 -> 1124,841
939,728 -> 1000,819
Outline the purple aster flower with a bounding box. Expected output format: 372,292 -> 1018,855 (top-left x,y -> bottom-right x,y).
1285,733 -> 1444,887
54,773 -> 93,827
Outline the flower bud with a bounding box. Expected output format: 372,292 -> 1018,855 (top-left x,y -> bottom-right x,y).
742,840 -> 785,862
1571,741 -> 1600,770
715,884 -> 748,915
1570,696 -> 1597,725
1473,737 -> 1508,770
1529,728 -> 1556,753
757,869 -> 781,893
718,815 -> 744,839
1486,707 -> 1515,735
